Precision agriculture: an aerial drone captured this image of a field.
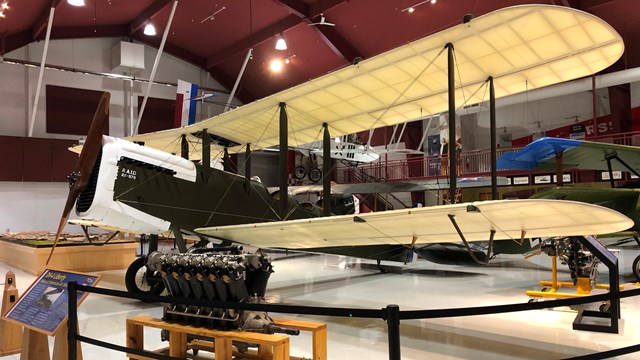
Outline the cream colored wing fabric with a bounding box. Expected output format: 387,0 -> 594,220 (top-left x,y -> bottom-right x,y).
125,4 -> 623,158
195,199 -> 633,249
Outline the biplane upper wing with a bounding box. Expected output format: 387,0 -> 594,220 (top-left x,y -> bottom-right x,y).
195,199 -> 632,249
497,137 -> 640,172
108,5 -> 621,160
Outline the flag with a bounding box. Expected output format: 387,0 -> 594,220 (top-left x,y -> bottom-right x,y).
174,79 -> 199,128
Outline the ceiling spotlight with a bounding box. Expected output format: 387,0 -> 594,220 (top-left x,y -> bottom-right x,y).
67,0 -> 85,6
1,2 -> 9,10
284,54 -> 296,64
275,34 -> 287,51
270,59 -> 284,72
0,11 -> 4,18
407,7 -> 415,13
431,0 -> 437,3
144,23 -> 157,36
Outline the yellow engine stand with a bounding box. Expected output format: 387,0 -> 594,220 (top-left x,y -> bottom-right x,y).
526,256 -> 623,300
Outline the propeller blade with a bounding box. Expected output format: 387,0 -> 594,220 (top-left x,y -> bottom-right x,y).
46,92 -> 110,265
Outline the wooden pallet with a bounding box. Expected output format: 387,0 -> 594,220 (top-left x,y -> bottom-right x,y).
126,314 -> 327,360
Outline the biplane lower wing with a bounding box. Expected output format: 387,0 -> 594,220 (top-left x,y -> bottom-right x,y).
195,199 -> 632,249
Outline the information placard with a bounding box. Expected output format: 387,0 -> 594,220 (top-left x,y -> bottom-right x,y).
2,269 -> 100,335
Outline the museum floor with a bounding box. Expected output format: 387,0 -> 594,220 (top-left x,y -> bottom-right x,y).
2,242 -> 640,359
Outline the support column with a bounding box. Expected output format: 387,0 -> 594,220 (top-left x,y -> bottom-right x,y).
556,152 -> 564,186
322,123 -> 331,216
489,76 -> 498,200
223,148 -> 231,172
279,103 -> 288,220
245,143 -> 252,181
447,43 -> 456,204
201,129 -> 211,183
180,134 -> 188,160
134,0 -> 179,134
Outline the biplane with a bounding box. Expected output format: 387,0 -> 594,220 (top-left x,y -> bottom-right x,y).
498,137 -> 640,279
47,5 -> 631,294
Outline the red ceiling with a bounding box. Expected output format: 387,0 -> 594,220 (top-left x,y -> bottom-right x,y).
0,0 -> 637,102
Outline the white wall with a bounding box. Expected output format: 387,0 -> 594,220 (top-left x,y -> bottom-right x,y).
474,88 -> 612,149
0,37 -> 236,233
0,37 -> 235,139
0,182 -> 77,233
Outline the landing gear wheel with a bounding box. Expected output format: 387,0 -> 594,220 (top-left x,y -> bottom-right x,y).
633,255 -> 640,282
308,168 -> 322,183
528,298 -> 538,303
294,166 -> 306,179
599,302 -> 611,313
125,256 -> 165,296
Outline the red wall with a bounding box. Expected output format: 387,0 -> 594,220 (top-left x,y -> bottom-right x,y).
0,135 -> 77,182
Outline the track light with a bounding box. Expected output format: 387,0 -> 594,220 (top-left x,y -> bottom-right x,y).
284,54 -> 296,64
144,23 -> 157,36
401,0 -> 436,13
275,34 -> 287,51
67,0 -> 85,6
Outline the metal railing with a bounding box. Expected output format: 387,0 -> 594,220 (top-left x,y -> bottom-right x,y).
337,130 -> 640,183
66,281 -> 640,360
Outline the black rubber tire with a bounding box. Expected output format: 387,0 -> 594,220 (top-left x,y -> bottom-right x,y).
633,255 -> 640,282
125,256 -> 165,296
308,168 -> 322,183
293,166 -> 306,179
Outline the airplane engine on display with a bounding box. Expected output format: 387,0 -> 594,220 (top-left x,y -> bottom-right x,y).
541,237 -> 601,289
74,136 -> 197,234
146,248 -> 299,337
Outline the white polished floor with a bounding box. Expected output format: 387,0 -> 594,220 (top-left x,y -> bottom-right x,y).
2,243 -> 640,359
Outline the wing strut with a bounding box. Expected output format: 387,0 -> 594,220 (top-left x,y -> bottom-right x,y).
605,153 -> 640,187
447,213 -> 496,265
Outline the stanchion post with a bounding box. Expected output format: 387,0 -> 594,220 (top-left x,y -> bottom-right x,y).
68,281 -> 78,360
385,304 -> 401,360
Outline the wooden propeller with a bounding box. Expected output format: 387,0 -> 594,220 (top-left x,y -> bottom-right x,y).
46,92 -> 111,265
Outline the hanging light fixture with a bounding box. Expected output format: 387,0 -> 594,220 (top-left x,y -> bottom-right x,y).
67,0 -> 86,6
275,33 -> 287,50
144,23 -> 157,36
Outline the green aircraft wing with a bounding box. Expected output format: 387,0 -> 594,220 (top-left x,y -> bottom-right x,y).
497,137 -> 640,173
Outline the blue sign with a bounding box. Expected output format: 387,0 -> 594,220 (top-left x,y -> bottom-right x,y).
3,269 -> 100,335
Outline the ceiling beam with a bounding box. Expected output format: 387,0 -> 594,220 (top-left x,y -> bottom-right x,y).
132,33 -> 207,68
128,0 -> 174,36
274,0 -> 360,62
273,0 -> 309,18
32,0 -> 63,40
208,66 -> 257,104
206,14 -> 301,69
2,30 -> 32,55
48,25 -> 128,40
313,25 -> 361,63
580,0 -> 625,11
309,0 -> 348,18
551,0 -> 572,6
207,0 -> 354,69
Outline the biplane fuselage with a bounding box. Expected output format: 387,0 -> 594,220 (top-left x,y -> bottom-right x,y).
76,136 -> 324,236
